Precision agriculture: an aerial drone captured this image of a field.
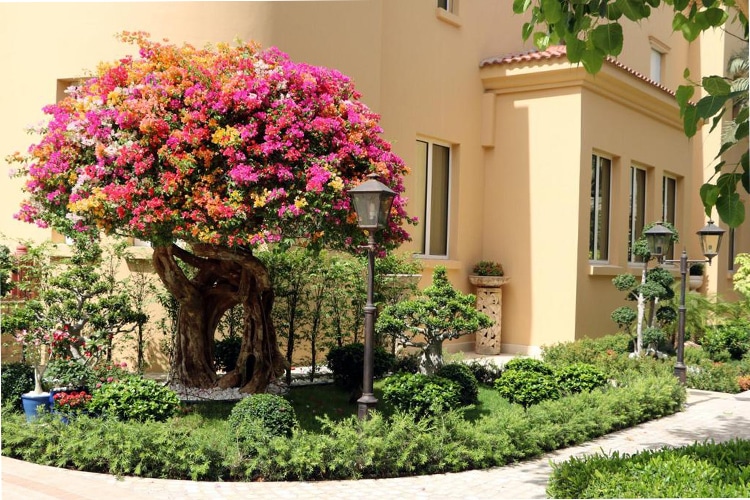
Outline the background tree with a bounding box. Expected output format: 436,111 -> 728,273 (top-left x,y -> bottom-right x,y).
514,0 -> 749,227
0,244 -> 13,298
376,266 -> 493,375
9,33 -> 413,392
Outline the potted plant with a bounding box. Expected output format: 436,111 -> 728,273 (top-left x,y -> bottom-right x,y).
689,263 -> 704,290
469,260 -> 508,287
14,328 -> 52,421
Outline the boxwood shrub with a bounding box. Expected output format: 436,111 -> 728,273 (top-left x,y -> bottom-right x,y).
555,363 -> 607,395
228,393 -> 297,438
548,438 -> 750,499
435,363 -> 479,406
326,343 -> 396,390
88,376 -> 180,422
381,372 -> 461,418
494,369 -> 559,408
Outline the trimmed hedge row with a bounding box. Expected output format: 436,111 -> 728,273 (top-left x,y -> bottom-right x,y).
1,373 -> 685,481
548,438 -> 750,498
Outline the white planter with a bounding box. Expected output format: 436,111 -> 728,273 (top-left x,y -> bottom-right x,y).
689,275 -> 703,290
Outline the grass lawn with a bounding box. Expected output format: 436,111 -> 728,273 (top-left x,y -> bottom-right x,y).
183,381 -> 513,434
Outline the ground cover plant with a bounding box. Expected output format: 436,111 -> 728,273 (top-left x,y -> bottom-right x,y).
1,348 -> 687,481
547,438 -> 750,498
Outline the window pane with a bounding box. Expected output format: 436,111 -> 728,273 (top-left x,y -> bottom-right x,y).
629,167 -> 647,261
650,49 -> 662,84
429,144 -> 450,256
413,141 -> 428,255
662,177 -> 676,259
589,155 -> 611,261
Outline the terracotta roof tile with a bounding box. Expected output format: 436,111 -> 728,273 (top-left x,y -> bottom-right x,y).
481,45 -> 675,96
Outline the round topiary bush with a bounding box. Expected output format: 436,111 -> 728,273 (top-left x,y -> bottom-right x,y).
1,362 -> 34,411
88,376 -> 180,422
228,393 -> 297,437
494,369 -> 559,408
503,357 -> 554,375
555,363 -> 608,395
435,363 -> 479,406
381,372 -> 461,418
326,343 -> 396,390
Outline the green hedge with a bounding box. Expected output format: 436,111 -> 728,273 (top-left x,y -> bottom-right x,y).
1,373 -> 685,481
548,438 -> 750,498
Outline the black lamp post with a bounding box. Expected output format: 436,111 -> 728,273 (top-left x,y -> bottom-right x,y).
644,220 -> 725,384
348,173 -> 396,419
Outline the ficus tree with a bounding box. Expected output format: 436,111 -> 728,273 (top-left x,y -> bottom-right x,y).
513,0 -> 749,227
376,266 -> 493,375
8,32 -> 413,392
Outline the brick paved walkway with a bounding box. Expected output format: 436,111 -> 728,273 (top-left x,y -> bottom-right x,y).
3,389 -> 748,499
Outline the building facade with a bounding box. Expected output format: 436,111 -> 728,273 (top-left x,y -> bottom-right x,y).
1,1 -> 746,363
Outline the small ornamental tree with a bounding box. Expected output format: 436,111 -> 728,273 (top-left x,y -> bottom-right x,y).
376,266 -> 493,375
611,222 -> 678,355
8,33 -> 412,392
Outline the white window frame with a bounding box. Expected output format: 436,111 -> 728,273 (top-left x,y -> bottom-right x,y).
415,139 -> 452,259
589,154 -> 612,262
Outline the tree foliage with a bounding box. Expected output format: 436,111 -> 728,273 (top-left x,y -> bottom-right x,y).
514,0 -> 749,227
6,32 -> 413,391
376,266 -> 492,375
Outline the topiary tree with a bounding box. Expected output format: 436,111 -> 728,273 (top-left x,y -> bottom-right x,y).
8,33 -> 412,393
376,266 -> 492,375
611,222 -> 678,355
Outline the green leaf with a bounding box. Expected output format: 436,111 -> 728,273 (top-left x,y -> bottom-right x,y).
606,2 -> 623,20
522,22 -> 534,41
741,152 -> 749,193
680,21 -> 702,42
675,85 -> 695,115
591,23 -> 624,56
564,34 -> 586,63
534,31 -> 551,49
716,192 -> 745,227
616,0 -> 650,21
513,0 -> 532,14
672,12 -> 688,31
695,94 -> 729,119
683,104 -> 698,137
673,0 -> 690,10
709,107 -> 726,133
700,183 -> 720,216
735,119 -> 748,140
541,0 -> 563,23
702,76 -> 731,96
695,8 -> 728,28
581,47 -> 605,74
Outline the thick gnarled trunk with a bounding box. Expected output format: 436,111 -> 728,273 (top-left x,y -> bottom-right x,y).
152,244 -> 286,392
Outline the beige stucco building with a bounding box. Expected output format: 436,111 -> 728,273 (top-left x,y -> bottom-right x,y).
1,1 -> 747,364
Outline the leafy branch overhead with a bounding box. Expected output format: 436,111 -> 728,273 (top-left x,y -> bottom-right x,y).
515,0 -> 749,227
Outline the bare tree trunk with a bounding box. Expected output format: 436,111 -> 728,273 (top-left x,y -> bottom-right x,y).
420,340 -> 444,376
153,244 -> 286,392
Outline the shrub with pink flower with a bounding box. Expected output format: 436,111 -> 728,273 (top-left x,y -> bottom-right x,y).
53,390 -> 92,413
8,32 -> 415,392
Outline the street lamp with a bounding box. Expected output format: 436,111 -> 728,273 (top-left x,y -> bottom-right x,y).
348,173 -> 396,419
644,220 -> 725,384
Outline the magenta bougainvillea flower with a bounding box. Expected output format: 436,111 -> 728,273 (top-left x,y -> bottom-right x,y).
10,32 -> 414,251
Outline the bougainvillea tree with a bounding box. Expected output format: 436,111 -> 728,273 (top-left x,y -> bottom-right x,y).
9,32 -> 413,392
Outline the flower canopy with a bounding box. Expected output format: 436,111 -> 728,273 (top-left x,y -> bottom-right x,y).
12,32 -> 413,250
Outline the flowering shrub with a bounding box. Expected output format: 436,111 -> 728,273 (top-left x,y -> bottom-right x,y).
9,32 -> 413,252
53,390 -> 92,412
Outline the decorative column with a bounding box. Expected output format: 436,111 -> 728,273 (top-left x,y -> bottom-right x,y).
468,275 -> 510,355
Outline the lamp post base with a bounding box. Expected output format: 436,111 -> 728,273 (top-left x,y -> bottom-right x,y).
674,362 -> 686,385
357,393 -> 377,420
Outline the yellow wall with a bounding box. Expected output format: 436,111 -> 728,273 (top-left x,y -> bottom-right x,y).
0,1 -> 745,363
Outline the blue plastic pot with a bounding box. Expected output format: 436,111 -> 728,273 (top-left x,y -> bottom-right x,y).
21,393 -> 51,422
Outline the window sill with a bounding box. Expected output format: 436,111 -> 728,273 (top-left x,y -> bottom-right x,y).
435,7 -> 461,27
588,263 -> 624,276
417,257 -> 462,271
